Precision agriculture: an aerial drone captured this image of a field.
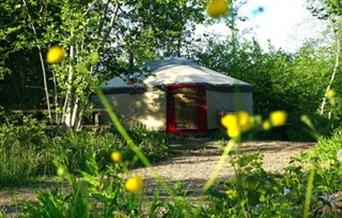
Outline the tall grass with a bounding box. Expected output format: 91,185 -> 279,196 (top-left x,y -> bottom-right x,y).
0,119 -> 48,185
0,118 -> 169,186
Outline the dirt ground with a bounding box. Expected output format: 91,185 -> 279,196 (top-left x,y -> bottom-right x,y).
133,139 -> 313,195
0,139 -> 313,216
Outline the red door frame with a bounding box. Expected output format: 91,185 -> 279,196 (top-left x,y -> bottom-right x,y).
166,84 -> 208,135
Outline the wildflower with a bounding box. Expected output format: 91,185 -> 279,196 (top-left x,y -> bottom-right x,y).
125,174 -> 144,193
237,111 -> 250,131
270,110 -> 287,127
325,89 -> 335,99
337,149 -> 342,162
207,0 -> 229,18
262,120 -> 272,131
47,46 -> 65,64
221,111 -> 250,138
283,188 -> 291,195
57,167 -> 66,177
111,151 -> 122,162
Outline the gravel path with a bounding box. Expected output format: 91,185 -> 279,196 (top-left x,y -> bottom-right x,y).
133,139 -> 313,195
0,139 -> 313,216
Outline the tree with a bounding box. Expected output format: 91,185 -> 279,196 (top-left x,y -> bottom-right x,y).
0,0 -> 206,128
307,0 -> 342,115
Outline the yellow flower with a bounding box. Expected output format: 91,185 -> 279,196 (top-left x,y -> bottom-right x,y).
325,89 -> 335,99
227,125 -> 240,138
236,111 -> 250,132
206,0 -> 229,18
125,174 -> 144,193
270,111 -> 287,127
262,121 -> 272,131
221,111 -> 250,138
111,151 -> 122,162
47,46 -> 66,64
57,167 -> 66,177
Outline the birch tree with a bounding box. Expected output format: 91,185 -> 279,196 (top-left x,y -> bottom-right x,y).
307,0 -> 342,115
0,0 -> 206,128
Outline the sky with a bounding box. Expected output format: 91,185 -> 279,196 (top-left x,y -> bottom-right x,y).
196,0 -> 327,53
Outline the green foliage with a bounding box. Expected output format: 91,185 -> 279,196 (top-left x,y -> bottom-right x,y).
0,0 -> 206,111
128,123 -> 169,162
18,130 -> 342,217
0,118 -> 48,185
307,0 -> 342,19
0,118 -> 168,186
205,130 -> 342,217
49,130 -> 122,173
22,157 -> 207,217
195,38 -> 333,115
0,209 -> 7,218
23,158 -> 143,217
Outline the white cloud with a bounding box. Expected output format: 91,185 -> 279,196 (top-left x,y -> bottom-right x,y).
195,0 -> 327,52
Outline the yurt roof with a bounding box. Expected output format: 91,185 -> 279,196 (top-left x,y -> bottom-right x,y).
101,57 -> 252,93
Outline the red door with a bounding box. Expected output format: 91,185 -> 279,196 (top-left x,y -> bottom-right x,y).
166,84 -> 207,135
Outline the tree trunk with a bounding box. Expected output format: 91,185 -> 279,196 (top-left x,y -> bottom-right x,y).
63,45 -> 75,126
62,1 -> 121,129
320,31 -> 341,115
71,97 -> 80,127
22,0 -> 52,121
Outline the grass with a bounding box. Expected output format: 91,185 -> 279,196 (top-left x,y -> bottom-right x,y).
5,130 -> 337,217
1,97 -> 341,217
0,118 -> 169,187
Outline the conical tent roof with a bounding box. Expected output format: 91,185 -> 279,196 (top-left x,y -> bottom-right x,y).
102,76 -> 127,88
144,58 -> 250,87
102,57 -> 252,92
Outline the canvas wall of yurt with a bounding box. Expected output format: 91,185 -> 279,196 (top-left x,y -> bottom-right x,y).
92,58 -> 253,135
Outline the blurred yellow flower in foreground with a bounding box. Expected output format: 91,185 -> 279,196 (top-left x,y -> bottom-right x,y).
221,111 -> 250,138
125,174 -> 144,193
57,167 -> 66,177
262,121 -> 272,131
47,46 -> 65,64
325,89 -> 335,99
111,151 -> 122,162
270,111 -> 287,127
207,0 -> 229,18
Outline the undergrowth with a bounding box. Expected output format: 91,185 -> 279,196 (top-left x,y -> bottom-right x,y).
0,118 -> 169,186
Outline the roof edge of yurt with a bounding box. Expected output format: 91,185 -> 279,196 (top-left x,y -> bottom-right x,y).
100,83 -> 252,94
99,57 -> 253,94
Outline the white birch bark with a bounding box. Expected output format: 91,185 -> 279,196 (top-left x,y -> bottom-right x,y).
63,45 -> 75,126
22,0 -> 52,121
320,31 -> 341,115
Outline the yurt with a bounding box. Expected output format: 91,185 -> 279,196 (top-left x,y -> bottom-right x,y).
95,58 -> 253,135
